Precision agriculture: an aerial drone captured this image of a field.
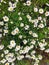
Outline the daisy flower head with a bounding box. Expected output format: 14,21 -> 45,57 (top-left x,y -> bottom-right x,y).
3,16 -> 9,22
10,40 -> 16,47
39,8 -> 44,14
34,7 -> 38,12
26,1 -> 31,6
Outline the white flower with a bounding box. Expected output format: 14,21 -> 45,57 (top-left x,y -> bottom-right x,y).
46,3 -> 49,6
30,45 -> 34,49
12,3 -> 16,8
4,30 -> 8,33
38,55 -> 42,60
32,33 -> 38,37
11,63 -> 15,65
39,8 -> 44,14
11,27 -> 19,35
0,0 -> 3,2
0,21 -> 4,26
38,23 -> 44,28
34,7 -> 38,12
3,16 -> 9,22
31,40 -> 36,45
10,40 -> 16,47
17,55 -> 24,60
1,53 -> 4,57
0,44 -> 4,50
29,30 -> 33,35
26,1 -> 31,6
25,54 -> 31,59
19,17 -> 22,20
45,49 -> 49,53
5,53 -> 16,62
40,47 -> 45,50
38,16 -> 42,20
45,11 -> 49,16
20,23 -> 24,27
7,45 -> 13,49
15,45 -> 20,51
24,25 -> 29,30
19,35 -> 22,39
0,59 -> 7,64
19,50 -> 24,54
4,50 -> 9,54
11,31 -> 16,35
23,39 -> 27,44
0,34 -> 2,38
8,7 -> 14,12
31,55 -> 36,59
39,42 -> 47,49
34,63 -> 38,65
16,0 -> 18,2
31,50 -> 36,55
18,12 -> 21,15
5,62 -> 10,65
26,14 -> 31,19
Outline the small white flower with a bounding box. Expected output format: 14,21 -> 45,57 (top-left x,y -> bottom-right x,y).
38,23 -> 44,28
20,23 -> 24,27
14,27 -> 19,34
10,40 -> 16,47
46,3 -> 49,6
11,63 -> 15,65
5,53 -> 16,62
19,35 -> 22,39
8,7 -> 14,12
0,44 -> 4,50
26,14 -> 31,19
16,0 -> 19,2
39,8 -> 44,14
38,16 -> 42,20
7,45 -> 13,49
45,49 -> 49,53
29,30 -> 33,35
4,30 -> 8,33
31,50 -> 36,55
18,12 -> 21,15
45,11 -> 49,16
4,50 -> 9,54
34,7 -> 38,12
26,1 -> 31,6
31,40 -> 36,45
1,53 -> 4,57
34,63 -> 38,65
5,62 -> 10,65
30,45 -> 34,49
19,17 -> 22,20
25,54 -> 31,59
0,34 -> 2,38
11,31 -> 16,35
17,55 -> 24,60
15,45 -> 20,51
0,21 -> 4,26
0,59 -> 7,64
24,25 -> 29,30
31,55 -> 36,59
3,16 -> 9,22
23,39 -> 27,44
38,55 -> 42,60
40,47 -> 45,50
32,33 -> 38,37
11,27 -> 19,35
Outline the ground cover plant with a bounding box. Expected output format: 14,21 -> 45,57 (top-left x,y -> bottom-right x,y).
0,0 -> 49,65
